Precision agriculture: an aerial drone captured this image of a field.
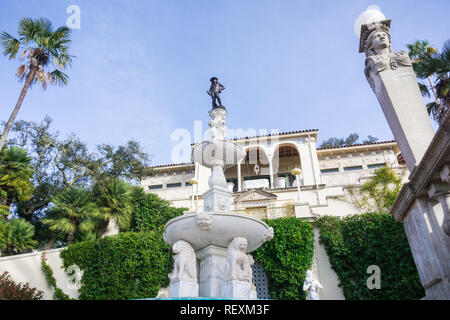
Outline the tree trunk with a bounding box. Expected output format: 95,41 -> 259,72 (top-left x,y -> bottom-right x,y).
98,221 -> 109,238
44,236 -> 56,250
0,67 -> 37,151
66,229 -> 75,244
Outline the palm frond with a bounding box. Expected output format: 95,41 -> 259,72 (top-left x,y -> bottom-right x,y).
42,217 -> 75,234
18,17 -> 53,45
17,17 -> 40,44
79,220 -> 97,233
0,31 -> 21,59
418,82 -> 431,98
51,26 -> 72,43
49,69 -> 69,86
16,64 -> 28,81
426,101 -> 439,116
35,70 -> 47,90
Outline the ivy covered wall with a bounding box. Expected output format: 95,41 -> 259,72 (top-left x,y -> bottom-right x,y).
61,231 -> 172,300
253,217 -> 315,300
316,212 -> 424,300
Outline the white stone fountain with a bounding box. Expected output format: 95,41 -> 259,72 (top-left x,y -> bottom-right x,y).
163,106 -> 274,299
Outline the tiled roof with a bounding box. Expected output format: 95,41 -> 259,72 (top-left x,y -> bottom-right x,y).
149,162 -> 194,169
190,129 -> 319,146
316,140 -> 397,150
227,129 -> 319,141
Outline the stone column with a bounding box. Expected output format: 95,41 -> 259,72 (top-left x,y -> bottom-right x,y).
358,17 -> 450,299
191,185 -> 195,211
422,199 -> 450,283
237,161 -> 242,192
269,161 -> 274,189
403,198 -> 450,299
428,183 -> 450,236
359,20 -> 435,172
295,175 -> 302,202
195,183 -> 199,212
196,245 -> 228,297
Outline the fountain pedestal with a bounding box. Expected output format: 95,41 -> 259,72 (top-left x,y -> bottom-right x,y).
203,186 -> 232,212
197,245 -> 227,297
164,105 -> 273,299
222,281 -> 257,299
170,281 -> 199,298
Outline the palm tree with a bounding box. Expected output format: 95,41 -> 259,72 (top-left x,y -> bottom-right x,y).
0,17 -> 73,151
0,146 -> 34,215
93,178 -> 133,237
41,187 -> 97,245
408,40 -> 450,124
0,218 -> 38,255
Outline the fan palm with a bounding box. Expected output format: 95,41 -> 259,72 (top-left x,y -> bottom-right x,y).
0,17 -> 73,151
92,178 -> 133,236
0,218 -> 38,255
408,40 -> 450,124
0,146 -> 34,214
41,187 -> 97,244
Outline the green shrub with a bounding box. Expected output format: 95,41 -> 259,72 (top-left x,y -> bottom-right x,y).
316,212 -> 424,300
61,231 -> 172,300
0,218 -> 37,256
130,187 -> 185,232
253,217 -> 314,300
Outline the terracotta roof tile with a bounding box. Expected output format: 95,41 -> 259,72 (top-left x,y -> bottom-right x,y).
316,140 -> 396,150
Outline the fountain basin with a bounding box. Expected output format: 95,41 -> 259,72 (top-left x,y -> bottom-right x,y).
164,212 -> 273,252
191,140 -> 246,169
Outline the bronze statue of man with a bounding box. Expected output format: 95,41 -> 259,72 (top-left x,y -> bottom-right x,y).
207,77 -> 225,109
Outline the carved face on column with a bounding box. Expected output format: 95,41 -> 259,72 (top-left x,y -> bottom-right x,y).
368,30 -> 391,55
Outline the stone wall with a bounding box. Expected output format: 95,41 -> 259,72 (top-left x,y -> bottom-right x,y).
0,249 -> 79,300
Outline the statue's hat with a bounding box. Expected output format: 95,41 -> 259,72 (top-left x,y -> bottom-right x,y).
359,19 -> 391,53
210,77 -> 218,82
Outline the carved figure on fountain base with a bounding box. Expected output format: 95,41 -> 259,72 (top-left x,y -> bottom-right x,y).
170,240 -> 199,297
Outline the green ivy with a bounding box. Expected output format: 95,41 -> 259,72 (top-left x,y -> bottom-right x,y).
40,252 -> 71,300
60,231 -> 172,300
253,217 -> 314,300
59,240 -> 96,271
130,187 -> 185,232
316,212 -> 425,300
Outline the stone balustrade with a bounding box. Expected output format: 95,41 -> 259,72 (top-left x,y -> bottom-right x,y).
390,112 -> 450,299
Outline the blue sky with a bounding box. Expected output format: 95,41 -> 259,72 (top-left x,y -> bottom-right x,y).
1,0 -> 449,165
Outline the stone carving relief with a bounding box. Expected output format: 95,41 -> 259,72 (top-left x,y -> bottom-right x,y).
208,107 -> 227,140
263,227 -> 274,242
224,237 -> 254,284
303,270 -> 323,300
219,198 -> 227,211
236,190 -> 276,203
171,240 -> 197,283
319,160 -> 340,169
196,212 -> 212,231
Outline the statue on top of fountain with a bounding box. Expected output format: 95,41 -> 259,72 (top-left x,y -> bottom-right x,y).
207,77 -> 226,109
